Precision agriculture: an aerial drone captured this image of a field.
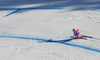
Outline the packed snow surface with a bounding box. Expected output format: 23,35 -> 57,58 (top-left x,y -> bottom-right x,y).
0,0 -> 100,60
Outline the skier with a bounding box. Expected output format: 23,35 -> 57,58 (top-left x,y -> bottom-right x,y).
72,29 -> 84,39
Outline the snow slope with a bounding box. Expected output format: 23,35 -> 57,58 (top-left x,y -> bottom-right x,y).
0,0 -> 100,60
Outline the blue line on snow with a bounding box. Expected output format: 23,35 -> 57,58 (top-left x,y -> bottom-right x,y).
3,8 -> 63,17
0,35 -> 100,53
4,9 -> 21,17
0,8 -> 100,11
2,7 -> 100,17
0,8 -> 63,10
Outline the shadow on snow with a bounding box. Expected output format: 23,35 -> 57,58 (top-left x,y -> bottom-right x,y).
1,0 -> 100,17
45,38 -> 74,42
0,0 -> 100,11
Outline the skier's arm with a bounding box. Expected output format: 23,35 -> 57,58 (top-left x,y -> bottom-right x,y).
73,34 -> 75,39
77,29 -> 79,31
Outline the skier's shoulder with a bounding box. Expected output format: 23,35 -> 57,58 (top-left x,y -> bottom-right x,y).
76,29 -> 79,31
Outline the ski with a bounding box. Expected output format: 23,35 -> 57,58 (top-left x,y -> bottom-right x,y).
83,35 -> 93,38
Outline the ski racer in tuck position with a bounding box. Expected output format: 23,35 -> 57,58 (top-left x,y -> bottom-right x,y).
72,29 -> 84,39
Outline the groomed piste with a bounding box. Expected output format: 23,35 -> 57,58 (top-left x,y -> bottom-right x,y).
0,0 -> 100,60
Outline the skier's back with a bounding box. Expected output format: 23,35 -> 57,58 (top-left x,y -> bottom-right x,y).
72,29 -> 83,39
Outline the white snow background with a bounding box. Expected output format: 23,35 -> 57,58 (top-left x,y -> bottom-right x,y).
0,0 -> 100,60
